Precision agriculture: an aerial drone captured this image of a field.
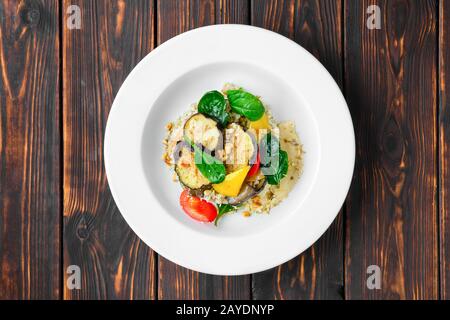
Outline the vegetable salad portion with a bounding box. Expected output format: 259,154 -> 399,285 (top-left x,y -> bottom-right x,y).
162,84 -> 303,225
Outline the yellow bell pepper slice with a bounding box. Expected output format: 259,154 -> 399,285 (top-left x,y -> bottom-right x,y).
212,166 -> 250,197
249,113 -> 270,130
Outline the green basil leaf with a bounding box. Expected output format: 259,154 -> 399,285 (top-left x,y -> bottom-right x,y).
214,204 -> 237,226
198,90 -> 229,127
260,133 -> 279,169
265,150 -> 288,185
260,133 -> 289,185
185,137 -> 226,184
226,89 -> 265,121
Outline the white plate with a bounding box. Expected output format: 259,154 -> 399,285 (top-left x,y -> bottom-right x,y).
104,25 -> 355,275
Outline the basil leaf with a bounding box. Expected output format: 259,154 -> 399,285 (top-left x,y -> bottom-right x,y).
226,89 -> 265,121
266,150 -> 288,185
260,133 -> 289,185
185,137 -> 226,184
198,90 -> 230,127
214,204 -> 236,226
260,133 -> 279,169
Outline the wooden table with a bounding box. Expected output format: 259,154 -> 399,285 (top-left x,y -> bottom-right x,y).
0,0 -> 447,300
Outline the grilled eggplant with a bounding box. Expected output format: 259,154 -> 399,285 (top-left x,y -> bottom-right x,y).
227,178 -> 267,206
174,144 -> 211,190
184,113 -> 222,151
224,123 -> 255,172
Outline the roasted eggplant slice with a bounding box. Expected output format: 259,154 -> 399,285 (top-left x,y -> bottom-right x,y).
246,129 -> 258,165
184,113 -> 222,151
172,140 -> 189,163
188,185 -> 212,198
227,178 -> 267,206
224,123 -> 255,172
174,145 -> 211,190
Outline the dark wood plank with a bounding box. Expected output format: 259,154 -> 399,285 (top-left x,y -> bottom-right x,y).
0,0 -> 60,299
251,0 -> 344,300
345,0 -> 438,299
216,0 -> 249,24
440,0 -> 450,300
63,0 -> 156,299
156,0 -> 251,300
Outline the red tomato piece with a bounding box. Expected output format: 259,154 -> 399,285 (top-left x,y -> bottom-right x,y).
180,190 -> 217,222
247,151 -> 261,178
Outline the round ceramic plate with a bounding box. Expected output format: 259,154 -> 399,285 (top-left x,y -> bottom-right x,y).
104,25 -> 355,275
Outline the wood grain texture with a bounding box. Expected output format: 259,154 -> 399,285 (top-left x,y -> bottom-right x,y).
440,0 -> 450,300
63,0 -> 155,299
216,0 -> 249,24
0,0 -> 444,300
156,0 -> 251,300
345,0 -> 438,299
251,0 -> 344,300
0,0 -> 60,299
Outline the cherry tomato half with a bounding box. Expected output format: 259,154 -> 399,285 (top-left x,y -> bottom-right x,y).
247,151 -> 261,178
180,190 -> 217,222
